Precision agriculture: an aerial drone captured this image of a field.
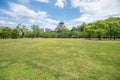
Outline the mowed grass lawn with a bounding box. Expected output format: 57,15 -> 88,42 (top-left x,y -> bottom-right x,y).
0,39 -> 120,80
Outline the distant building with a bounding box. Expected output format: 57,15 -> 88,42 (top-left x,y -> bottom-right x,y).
55,22 -> 66,30
41,28 -> 51,32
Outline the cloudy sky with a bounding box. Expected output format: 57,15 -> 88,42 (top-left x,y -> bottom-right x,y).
0,0 -> 120,29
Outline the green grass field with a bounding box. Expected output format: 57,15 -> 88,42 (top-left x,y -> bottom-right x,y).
0,39 -> 120,80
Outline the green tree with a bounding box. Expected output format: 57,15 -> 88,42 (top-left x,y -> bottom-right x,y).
57,27 -> 70,38
25,31 -> 34,38
71,27 -> 78,32
11,28 -> 20,39
77,22 -> 86,32
31,25 -> 42,38
0,28 -> 2,39
95,29 -> 105,40
50,31 -> 58,38
71,31 -> 80,38
0,27 -> 12,39
95,20 -> 109,40
85,25 -> 95,40
105,17 -> 120,40
16,24 -> 28,38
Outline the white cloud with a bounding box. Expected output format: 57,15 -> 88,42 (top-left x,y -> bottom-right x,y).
0,2 -> 59,29
55,0 -> 67,8
6,2 -> 48,20
0,20 -> 17,27
11,2 -> 48,18
18,0 -> 50,3
18,0 -> 30,3
34,0 -> 50,3
71,0 -> 120,23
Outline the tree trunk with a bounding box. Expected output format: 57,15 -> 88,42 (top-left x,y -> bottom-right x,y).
98,35 -> 101,40
109,26 -> 112,40
114,35 -> 116,40
110,36 -> 112,40
88,35 -> 91,40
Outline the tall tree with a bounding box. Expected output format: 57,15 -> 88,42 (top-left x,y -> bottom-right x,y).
105,17 -> 120,40
25,31 -> 34,38
85,25 -> 95,40
11,28 -> 20,39
0,27 -> 12,39
16,24 -> 28,38
31,25 -> 42,38
94,20 -> 109,40
57,27 -> 70,38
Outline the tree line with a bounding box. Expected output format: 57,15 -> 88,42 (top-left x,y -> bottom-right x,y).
0,17 -> 120,40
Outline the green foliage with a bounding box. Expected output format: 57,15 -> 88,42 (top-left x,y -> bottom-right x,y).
16,24 -> 28,38
0,17 -> 120,40
0,27 -> 12,39
83,17 -> 120,40
25,31 -> 34,38
57,27 -> 70,38
105,17 -> 120,39
71,23 -> 86,32
11,28 -> 20,39
31,25 -> 42,38
71,31 -> 80,38
85,24 -> 96,39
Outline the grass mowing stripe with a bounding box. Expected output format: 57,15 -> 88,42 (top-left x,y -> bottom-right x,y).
0,39 -> 120,80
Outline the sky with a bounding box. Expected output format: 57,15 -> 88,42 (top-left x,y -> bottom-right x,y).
0,0 -> 120,30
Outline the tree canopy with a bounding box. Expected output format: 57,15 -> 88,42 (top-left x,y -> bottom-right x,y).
0,17 -> 120,40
